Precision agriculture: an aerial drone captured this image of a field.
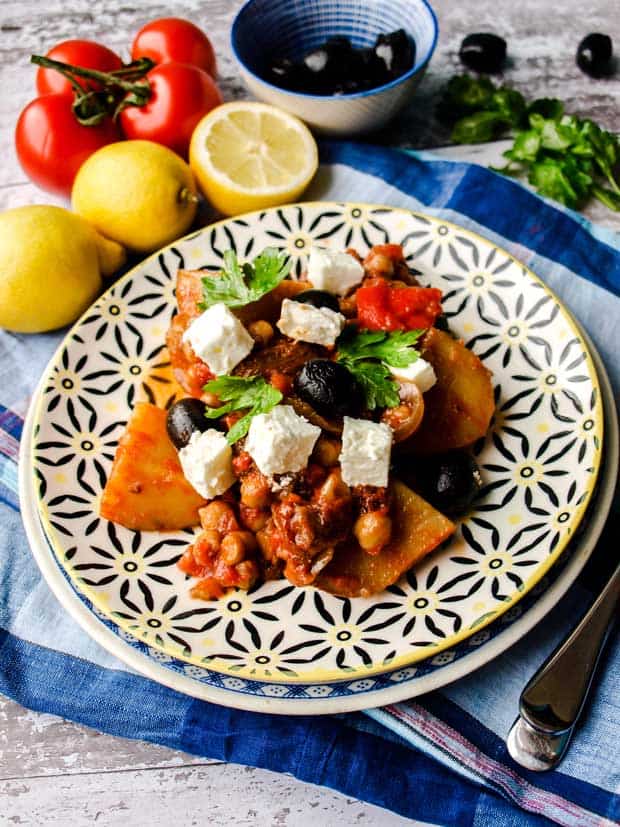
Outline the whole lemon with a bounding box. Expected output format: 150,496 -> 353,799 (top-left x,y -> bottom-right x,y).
72,140 -> 199,254
0,205 -> 125,333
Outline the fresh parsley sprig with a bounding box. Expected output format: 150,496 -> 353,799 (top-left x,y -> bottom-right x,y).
199,247 -> 291,310
203,375 -> 282,444
336,327 -> 425,410
437,74 -> 620,212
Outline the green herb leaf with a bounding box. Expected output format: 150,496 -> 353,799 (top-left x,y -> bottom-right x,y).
337,327 -> 424,367
436,74 -> 496,125
451,111 -> 508,144
527,98 -> 564,121
341,360 -> 401,410
203,375 -> 282,444
335,327 -> 424,409
503,129 -> 541,163
200,247 -> 291,309
491,87 -> 527,127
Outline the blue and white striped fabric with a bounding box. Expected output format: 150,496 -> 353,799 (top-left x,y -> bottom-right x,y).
1,141 -> 618,826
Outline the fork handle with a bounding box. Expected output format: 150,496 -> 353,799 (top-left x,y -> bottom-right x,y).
520,561 -> 620,734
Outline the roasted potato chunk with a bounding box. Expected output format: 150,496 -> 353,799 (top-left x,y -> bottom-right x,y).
100,402 -> 206,530
316,480 -> 455,597
402,328 -> 494,454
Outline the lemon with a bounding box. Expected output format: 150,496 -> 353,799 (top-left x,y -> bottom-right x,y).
0,205 -> 125,334
189,102 -> 318,216
72,140 -> 199,254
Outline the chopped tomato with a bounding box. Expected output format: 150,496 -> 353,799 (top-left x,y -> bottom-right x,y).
356,281 -> 443,331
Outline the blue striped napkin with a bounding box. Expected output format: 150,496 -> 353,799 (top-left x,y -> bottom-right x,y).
1,141 -> 618,826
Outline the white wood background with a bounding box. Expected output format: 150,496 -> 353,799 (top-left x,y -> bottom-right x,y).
1,1 -> 619,824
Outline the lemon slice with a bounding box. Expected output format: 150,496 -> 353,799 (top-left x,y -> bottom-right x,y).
189,102 -> 318,216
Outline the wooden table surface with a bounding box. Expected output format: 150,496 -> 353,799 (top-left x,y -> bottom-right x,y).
1,1 -> 618,824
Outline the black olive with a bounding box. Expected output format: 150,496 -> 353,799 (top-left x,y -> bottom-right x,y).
374,29 -> 415,79
459,33 -> 507,74
399,451 -> 482,516
292,289 -> 340,313
576,33 -> 614,78
294,359 -> 361,417
166,398 -> 212,449
266,57 -> 305,91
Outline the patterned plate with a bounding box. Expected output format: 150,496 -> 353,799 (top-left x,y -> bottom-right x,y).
31,203 -> 604,684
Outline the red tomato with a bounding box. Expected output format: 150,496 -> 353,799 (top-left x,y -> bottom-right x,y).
131,17 -> 217,77
119,62 -> 222,158
356,282 -> 443,331
36,40 -> 123,97
15,94 -> 119,197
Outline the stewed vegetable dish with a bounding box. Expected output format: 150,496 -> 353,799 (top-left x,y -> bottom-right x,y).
101,243 -> 494,599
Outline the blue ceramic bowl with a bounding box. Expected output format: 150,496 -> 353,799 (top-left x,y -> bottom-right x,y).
231,0 -> 438,136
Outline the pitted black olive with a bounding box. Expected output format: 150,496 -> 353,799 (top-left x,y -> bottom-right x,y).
294,359 -> 361,417
416,451 -> 482,516
459,33 -> 507,74
292,289 -> 340,313
166,398 -> 212,449
576,33 -> 614,78
374,29 -> 415,78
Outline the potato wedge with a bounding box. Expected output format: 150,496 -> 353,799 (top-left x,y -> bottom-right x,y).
315,480 -> 455,597
402,328 -> 494,454
100,402 -> 206,531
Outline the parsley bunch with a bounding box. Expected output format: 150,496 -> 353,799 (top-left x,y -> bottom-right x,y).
438,75 -> 620,211
203,375 -> 282,444
336,327 -> 424,410
200,247 -> 291,309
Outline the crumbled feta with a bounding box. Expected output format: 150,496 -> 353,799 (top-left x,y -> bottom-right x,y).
277,298 -> 345,347
307,246 -> 364,295
388,357 -> 437,393
182,302 -> 254,375
245,405 -> 320,477
178,429 -> 235,500
340,417 -> 392,488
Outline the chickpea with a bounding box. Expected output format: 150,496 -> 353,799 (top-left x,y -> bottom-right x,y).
240,470 -> 271,509
317,468 -> 351,502
247,319 -> 274,347
199,500 -> 239,533
381,398 -> 424,442
313,436 -> 342,467
220,530 -> 257,565
364,251 -> 394,278
201,391 -> 221,407
353,511 -> 392,552
236,559 -> 260,590
240,504 -> 270,533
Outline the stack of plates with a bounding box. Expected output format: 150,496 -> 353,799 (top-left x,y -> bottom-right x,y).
20,204 -> 618,714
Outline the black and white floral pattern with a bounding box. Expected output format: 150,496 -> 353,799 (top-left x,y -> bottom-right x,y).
33,205 -> 603,683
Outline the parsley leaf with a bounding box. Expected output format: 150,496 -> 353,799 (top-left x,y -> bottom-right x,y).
335,327 -> 424,409
337,327 -> 425,367
199,247 -> 291,309
343,361 -> 400,410
203,375 -> 282,444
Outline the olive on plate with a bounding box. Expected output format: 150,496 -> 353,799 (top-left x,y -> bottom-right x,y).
397,450 -> 482,516
459,33 -> 507,74
576,33 -> 614,77
166,398 -> 212,449
294,359 -> 361,417
292,289 -> 340,313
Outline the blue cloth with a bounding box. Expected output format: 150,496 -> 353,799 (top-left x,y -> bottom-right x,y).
1,141 -> 619,826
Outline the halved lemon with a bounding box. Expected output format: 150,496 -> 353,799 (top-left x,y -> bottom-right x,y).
189,102 -> 318,216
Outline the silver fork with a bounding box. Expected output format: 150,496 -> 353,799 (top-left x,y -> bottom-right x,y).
507,560 -> 620,771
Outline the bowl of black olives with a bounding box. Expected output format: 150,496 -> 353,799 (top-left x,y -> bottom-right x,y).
231,0 -> 438,135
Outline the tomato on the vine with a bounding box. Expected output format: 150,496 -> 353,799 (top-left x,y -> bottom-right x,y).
131,17 -> 217,77
119,62 -> 222,158
36,40 -> 123,96
15,94 -> 119,197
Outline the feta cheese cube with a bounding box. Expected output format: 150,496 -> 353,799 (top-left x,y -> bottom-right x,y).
340,417 -> 392,488
245,405 -> 321,477
178,429 -> 235,500
182,302 -> 254,375
277,298 -> 345,347
388,357 -> 437,393
307,246 -> 364,295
